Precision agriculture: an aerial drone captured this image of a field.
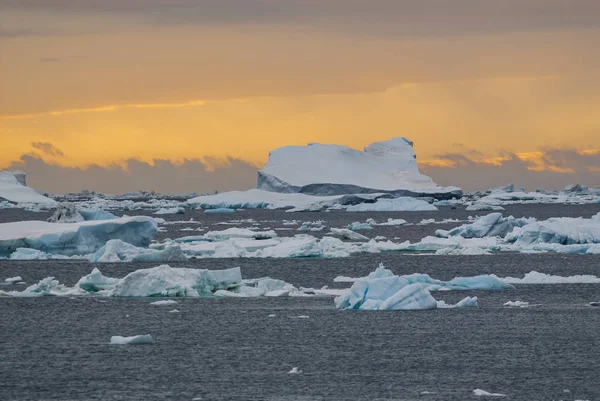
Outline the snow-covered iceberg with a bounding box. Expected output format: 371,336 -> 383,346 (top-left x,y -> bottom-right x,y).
0,171 -> 56,205
257,138 -> 461,199
0,216 -> 157,257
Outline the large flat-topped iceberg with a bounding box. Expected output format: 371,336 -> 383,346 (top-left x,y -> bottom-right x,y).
0,216 -> 157,257
258,137 -> 462,199
0,171 -> 57,205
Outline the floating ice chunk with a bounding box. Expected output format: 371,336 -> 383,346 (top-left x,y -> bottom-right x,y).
297,221 -> 326,231
112,265 -> 242,297
347,222 -> 373,230
504,300 -> 530,307
76,268 -> 120,293
0,216 -> 157,257
203,227 -> 277,241
371,218 -> 408,226
466,203 -> 505,211
89,239 -> 187,263
169,309 -> 181,313
150,300 -> 178,306
4,276 -> 22,283
347,198 -> 437,212
502,271 -> 600,284
154,207 -> 185,215
437,213 -> 533,239
204,208 -> 235,214
9,248 -> 75,260
79,208 -> 117,221
505,216 -> 600,246
435,247 -> 490,255
47,204 -> 84,223
110,334 -> 154,345
334,265 -> 511,310
288,367 -> 302,374
15,277 -> 82,297
329,228 -> 369,241
437,296 -> 478,308
473,389 -> 506,397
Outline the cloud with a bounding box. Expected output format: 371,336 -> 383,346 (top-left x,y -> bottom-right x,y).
31,142 -> 64,157
421,148 -> 600,191
7,155 -> 258,194
0,100 -> 207,120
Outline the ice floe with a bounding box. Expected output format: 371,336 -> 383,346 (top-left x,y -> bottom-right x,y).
0,216 -> 158,257
346,197 -> 437,212
110,335 -> 154,345
473,389 -> 506,397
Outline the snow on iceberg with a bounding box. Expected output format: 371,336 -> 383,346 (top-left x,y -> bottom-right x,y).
346,197 -> 437,212
257,138 -> 461,199
436,213 -> 533,239
0,216 -> 158,257
110,335 -> 154,345
0,171 -> 57,205
88,239 -> 187,263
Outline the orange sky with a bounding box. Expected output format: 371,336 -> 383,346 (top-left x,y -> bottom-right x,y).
1,1 -> 599,184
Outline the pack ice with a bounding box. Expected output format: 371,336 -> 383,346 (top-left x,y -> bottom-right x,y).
0,216 -> 157,257
0,171 -> 56,205
257,138 -> 461,198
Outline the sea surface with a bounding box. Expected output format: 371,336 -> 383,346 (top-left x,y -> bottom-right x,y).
1,204 -> 599,401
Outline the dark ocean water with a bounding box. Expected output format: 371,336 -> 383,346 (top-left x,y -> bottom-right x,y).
1,204 -> 600,400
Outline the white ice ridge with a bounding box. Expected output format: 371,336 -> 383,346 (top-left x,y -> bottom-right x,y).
257,137 -> 462,198
334,264 -> 513,311
346,197 -> 437,212
110,335 -> 154,345
187,189 -> 388,210
0,216 -> 158,257
502,271 -> 600,284
0,171 -> 57,205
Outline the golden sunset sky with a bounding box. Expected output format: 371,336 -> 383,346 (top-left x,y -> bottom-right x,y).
1,1 -> 599,192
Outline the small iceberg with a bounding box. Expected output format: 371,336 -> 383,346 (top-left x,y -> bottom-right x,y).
4,276 -> 22,284
110,334 -> 154,345
288,367 -> 302,374
150,300 -> 178,306
473,389 -> 506,397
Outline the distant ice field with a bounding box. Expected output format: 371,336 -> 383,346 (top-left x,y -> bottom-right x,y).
1,204 -> 599,400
